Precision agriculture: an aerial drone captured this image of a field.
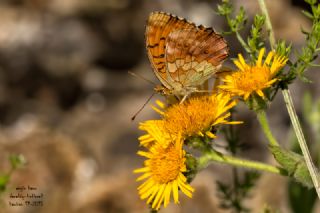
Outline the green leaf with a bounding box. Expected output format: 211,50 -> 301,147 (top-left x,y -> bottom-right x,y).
302,10 -> 314,19
269,145 -> 300,174
269,145 -> 315,188
294,159 -> 315,188
275,40 -> 292,57
216,1 -> 232,16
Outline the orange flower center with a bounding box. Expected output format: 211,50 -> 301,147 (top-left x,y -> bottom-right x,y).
232,66 -> 271,91
150,144 -> 183,183
163,96 -> 220,137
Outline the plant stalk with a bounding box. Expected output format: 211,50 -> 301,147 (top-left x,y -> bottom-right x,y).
198,150 -> 282,175
258,0 -> 320,198
282,89 -> 320,197
257,0 -> 275,47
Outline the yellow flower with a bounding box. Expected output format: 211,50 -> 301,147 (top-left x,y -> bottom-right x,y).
152,94 -> 240,139
138,120 -> 173,148
134,134 -> 194,210
219,48 -> 288,100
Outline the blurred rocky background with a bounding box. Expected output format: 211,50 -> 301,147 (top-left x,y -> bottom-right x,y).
0,0 -> 319,212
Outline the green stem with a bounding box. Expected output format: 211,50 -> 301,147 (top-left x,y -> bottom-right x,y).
198,150 -> 282,175
258,0 -> 320,199
257,110 -> 279,146
257,0 -> 275,48
235,32 -> 251,53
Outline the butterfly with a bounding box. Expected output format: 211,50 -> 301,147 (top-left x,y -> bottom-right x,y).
145,12 -> 229,102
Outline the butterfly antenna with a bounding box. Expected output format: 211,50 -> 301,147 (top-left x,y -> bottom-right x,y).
131,92 -> 155,121
128,71 -> 157,86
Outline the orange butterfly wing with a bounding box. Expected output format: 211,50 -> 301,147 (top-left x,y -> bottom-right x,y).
146,12 -> 228,95
146,12 -> 195,90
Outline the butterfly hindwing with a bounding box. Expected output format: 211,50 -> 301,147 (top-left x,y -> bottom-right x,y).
165,28 -> 228,88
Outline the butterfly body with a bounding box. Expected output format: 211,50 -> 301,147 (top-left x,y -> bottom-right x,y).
146,12 -> 229,99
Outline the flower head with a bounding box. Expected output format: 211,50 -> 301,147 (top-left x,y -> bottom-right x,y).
152,94 -> 240,139
219,48 -> 288,100
134,134 -> 194,210
138,120 -> 173,148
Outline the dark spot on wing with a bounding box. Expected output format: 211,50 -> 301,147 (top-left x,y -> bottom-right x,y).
147,43 -> 159,48
153,54 -> 165,58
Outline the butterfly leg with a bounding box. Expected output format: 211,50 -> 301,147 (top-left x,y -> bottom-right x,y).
179,94 -> 188,104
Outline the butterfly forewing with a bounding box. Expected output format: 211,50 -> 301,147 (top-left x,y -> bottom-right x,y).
146,12 -> 195,89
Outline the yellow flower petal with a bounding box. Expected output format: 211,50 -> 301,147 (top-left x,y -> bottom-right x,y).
257,48 -> 265,67
256,89 -> 265,98
206,131 -> 216,138
163,183 -> 172,207
151,105 -> 165,115
172,180 -> 179,204
238,53 -> 247,68
134,167 -> 149,173
265,51 -> 275,65
152,184 -> 166,209
234,59 -> 245,71
156,99 -> 166,109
